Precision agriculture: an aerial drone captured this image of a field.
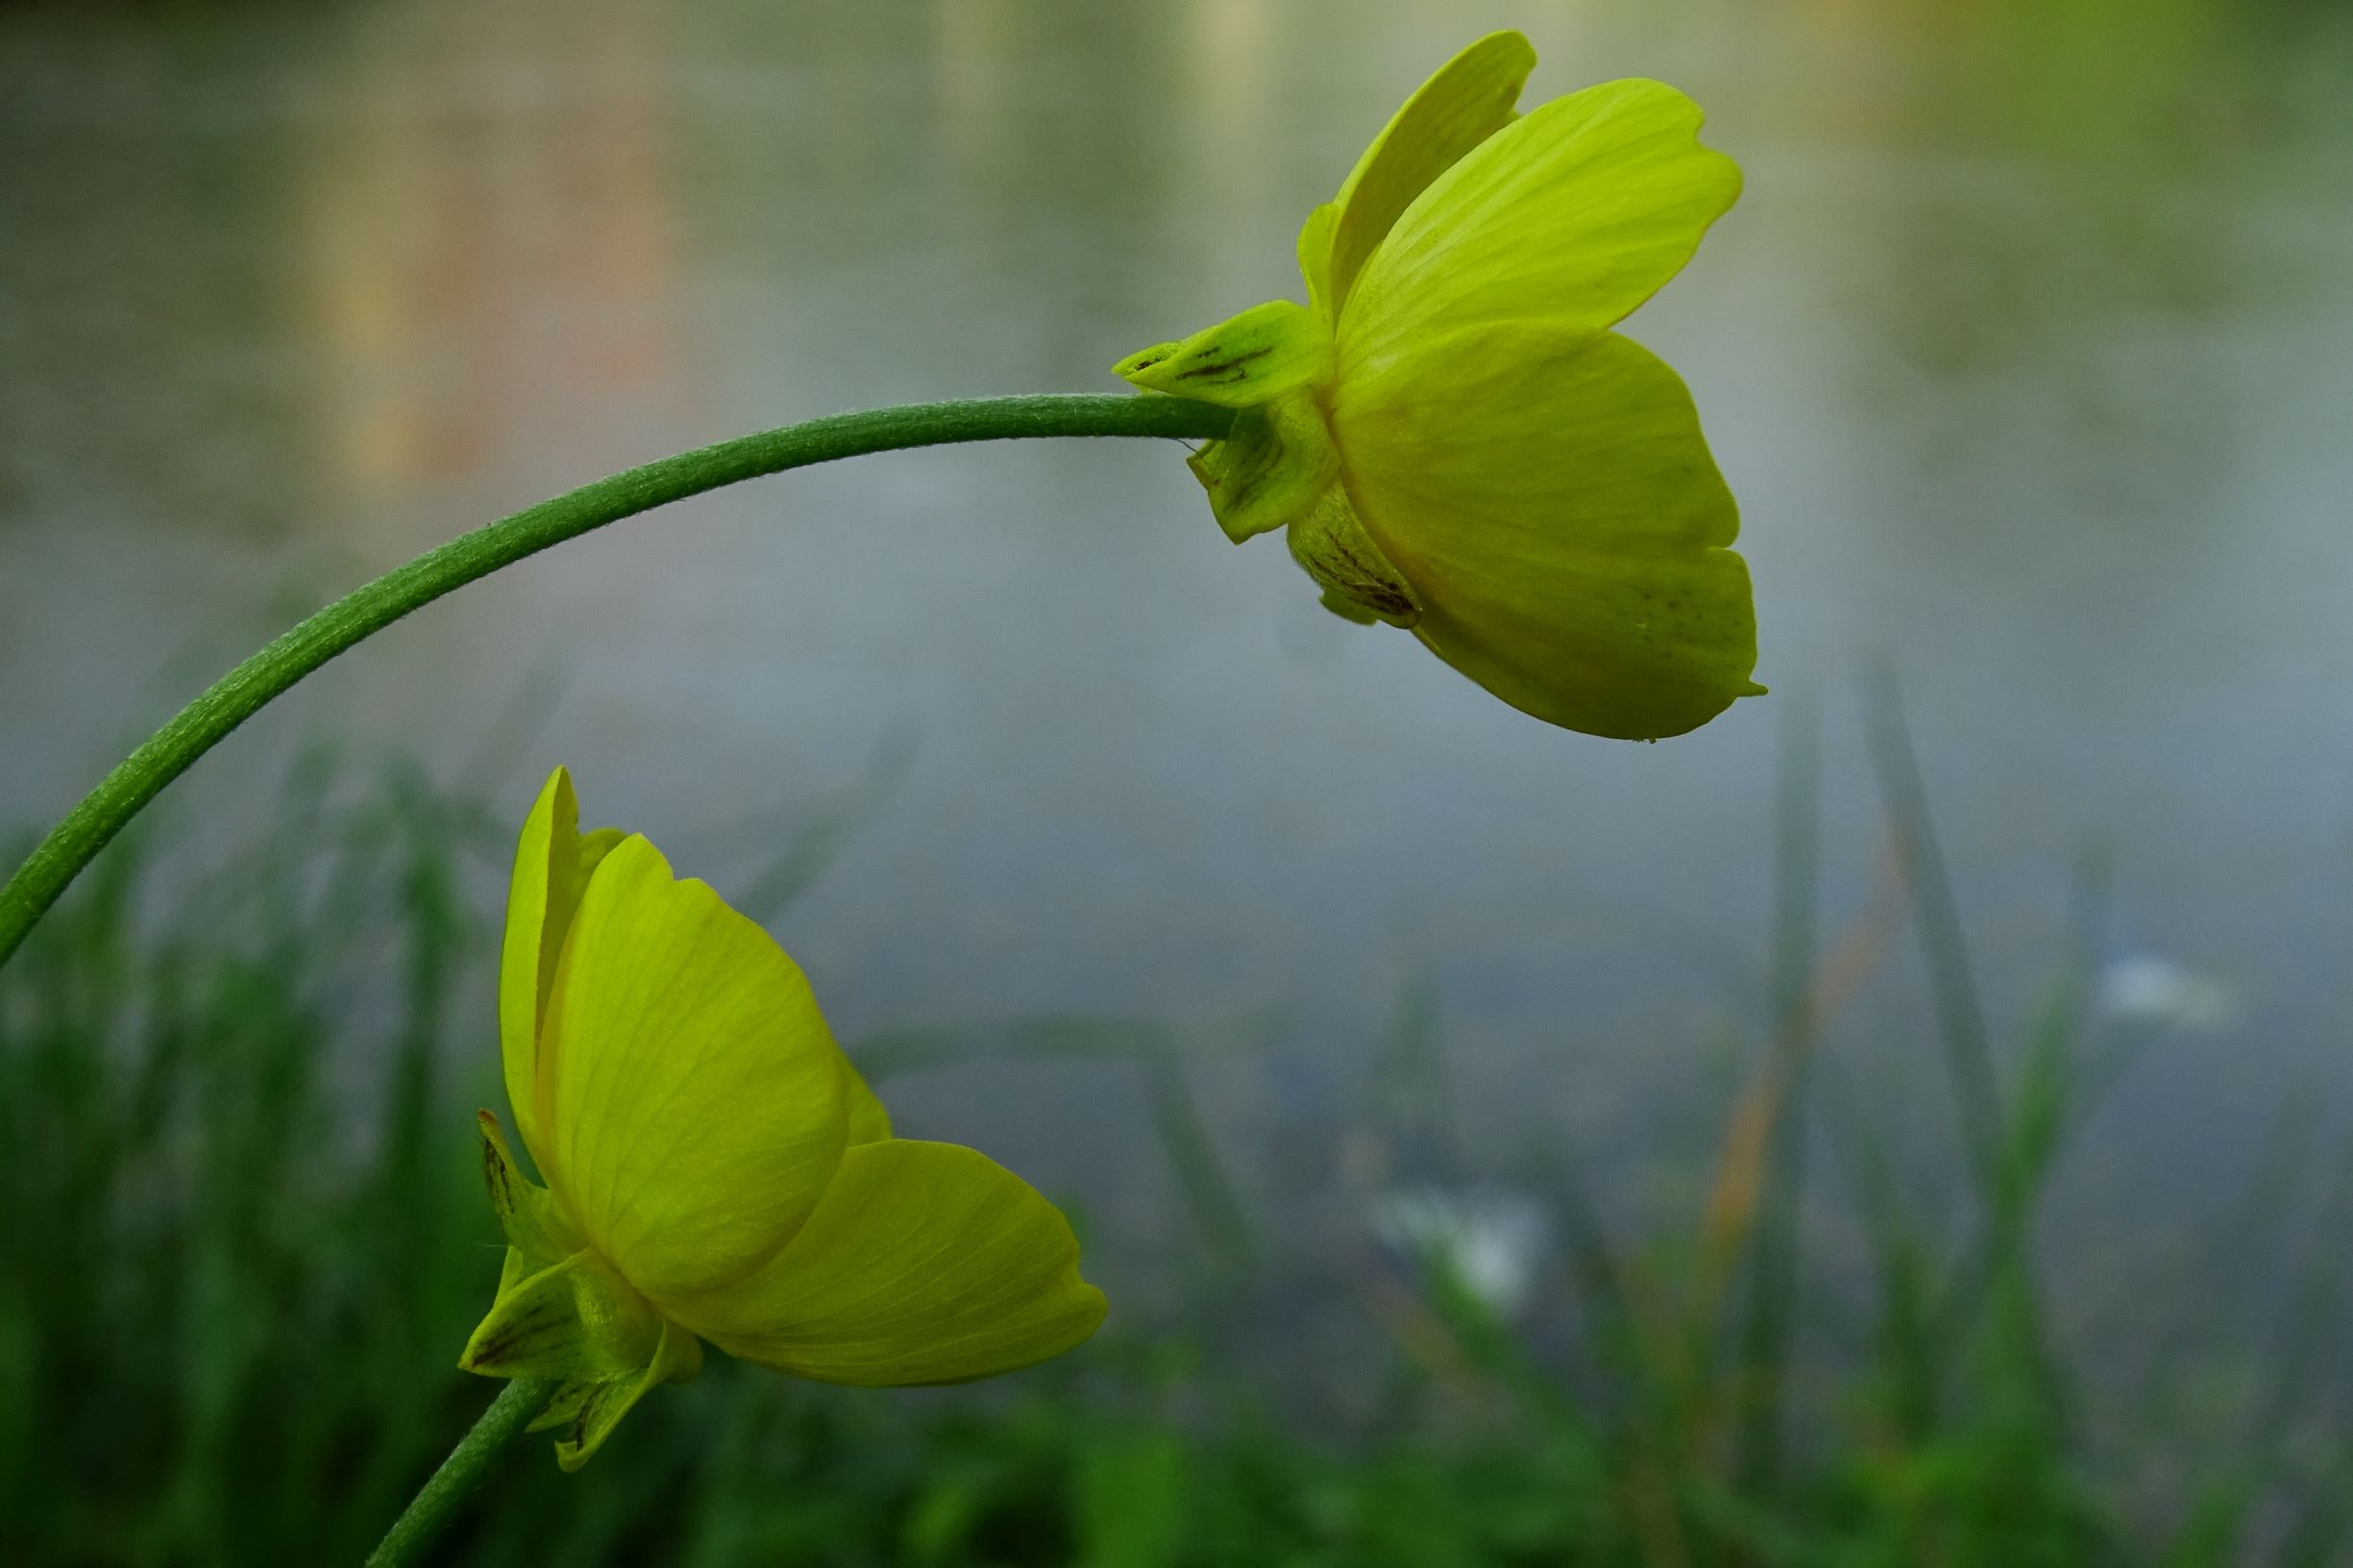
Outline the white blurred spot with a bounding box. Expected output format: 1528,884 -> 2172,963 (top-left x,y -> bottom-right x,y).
2096,955 -> 2240,1033
1369,1184 -> 1550,1319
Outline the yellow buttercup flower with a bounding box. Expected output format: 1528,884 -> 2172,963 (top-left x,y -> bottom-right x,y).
1116,32 -> 1760,741
460,769 -> 1106,1469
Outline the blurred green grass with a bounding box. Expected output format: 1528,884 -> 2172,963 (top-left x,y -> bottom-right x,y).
4,717 -> 2351,1567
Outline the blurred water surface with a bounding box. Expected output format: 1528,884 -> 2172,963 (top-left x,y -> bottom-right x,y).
5,0 -> 2353,1283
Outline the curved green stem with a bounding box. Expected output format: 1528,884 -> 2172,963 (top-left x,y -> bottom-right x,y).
0,393 -> 1233,970
365,1378 -> 556,1567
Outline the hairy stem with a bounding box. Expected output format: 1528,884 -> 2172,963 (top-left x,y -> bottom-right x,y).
0,393 -> 1233,968
365,1379 -> 556,1568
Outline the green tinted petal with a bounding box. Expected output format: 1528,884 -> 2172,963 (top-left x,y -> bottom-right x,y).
1297,202 -> 1339,323
1332,326 -> 1758,739
498,771 -> 579,1164
1113,300 -> 1333,407
1342,78 -> 1740,356
458,1249 -> 663,1383
535,1320 -> 702,1472
539,834 -> 848,1301
576,826 -> 625,881
1184,389 -> 1339,545
497,775 -> 625,1171
840,1052 -> 893,1146
1324,30 -> 1535,317
669,1139 -> 1106,1386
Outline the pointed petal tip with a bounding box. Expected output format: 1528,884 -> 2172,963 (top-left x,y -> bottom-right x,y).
1339,76 -> 1743,348
532,765 -> 577,816
1324,30 -> 1540,314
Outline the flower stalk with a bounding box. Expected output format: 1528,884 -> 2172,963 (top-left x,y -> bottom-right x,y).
0,393 -> 1234,971
363,1378 -> 556,1568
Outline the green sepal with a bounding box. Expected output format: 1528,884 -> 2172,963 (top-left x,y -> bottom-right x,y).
1185,391 -> 1338,545
477,1110 -> 577,1269
466,1109 -> 703,1468
458,1250 -> 665,1383
1113,300 -> 1332,407
1287,487 -> 1422,627
529,1319 -> 703,1472
466,1111 -> 661,1368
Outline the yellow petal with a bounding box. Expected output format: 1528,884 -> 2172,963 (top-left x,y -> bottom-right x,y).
498,770 -> 582,1164
538,834 -> 848,1301
1322,30 -> 1536,318
1113,300 -> 1332,407
1341,78 -> 1740,357
666,1139 -> 1106,1386
497,775 -> 627,1174
577,827 -> 626,879
1332,325 -> 1758,740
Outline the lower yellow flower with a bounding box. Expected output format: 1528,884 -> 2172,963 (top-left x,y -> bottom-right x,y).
460,768 -> 1106,1468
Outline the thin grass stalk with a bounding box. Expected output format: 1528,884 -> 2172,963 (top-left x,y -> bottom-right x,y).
1860,663 -> 2008,1204
1730,695 -> 1821,1500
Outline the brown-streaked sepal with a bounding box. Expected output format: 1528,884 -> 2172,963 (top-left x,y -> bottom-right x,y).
458,1250 -> 664,1384
528,1320 -> 703,1471
1287,486 -> 1422,628
477,1110 -> 577,1268
1113,300 -> 1333,407
1185,392 -> 1339,545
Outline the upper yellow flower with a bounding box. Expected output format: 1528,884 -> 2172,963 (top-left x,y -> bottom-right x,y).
460,769 -> 1106,1468
1115,32 -> 1759,741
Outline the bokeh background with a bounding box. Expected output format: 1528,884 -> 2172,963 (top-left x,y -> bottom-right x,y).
6,0 -> 2353,1562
